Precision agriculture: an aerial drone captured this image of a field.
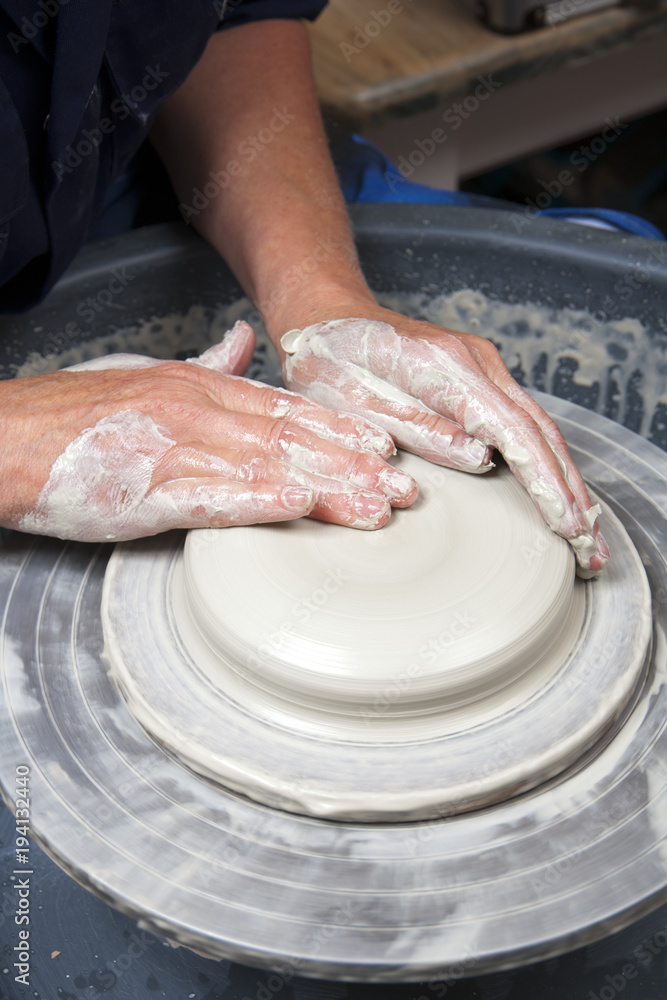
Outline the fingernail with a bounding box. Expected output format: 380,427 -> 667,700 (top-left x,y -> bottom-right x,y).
353,494 -> 390,527
281,486 -> 314,512
360,427 -> 396,458
378,467 -> 417,500
452,438 -> 494,472
570,528 -> 610,576
578,519 -> 610,576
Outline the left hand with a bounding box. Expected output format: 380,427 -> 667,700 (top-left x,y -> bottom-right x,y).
280,307 -> 609,577
9,321 -> 417,542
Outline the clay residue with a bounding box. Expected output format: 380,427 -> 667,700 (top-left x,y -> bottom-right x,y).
379,288 -> 667,445
13,300 -> 282,386
12,288 -> 667,446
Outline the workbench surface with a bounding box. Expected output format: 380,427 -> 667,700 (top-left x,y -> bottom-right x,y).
308,0 -> 667,128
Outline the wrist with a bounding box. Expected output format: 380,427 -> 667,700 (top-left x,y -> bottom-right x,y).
262,279 -> 380,349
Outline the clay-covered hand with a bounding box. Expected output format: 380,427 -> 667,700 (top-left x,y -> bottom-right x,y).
1,321 -> 418,542
280,314 -> 609,577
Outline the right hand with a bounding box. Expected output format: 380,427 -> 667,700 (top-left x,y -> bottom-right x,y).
0,321 -> 418,542
280,313 -> 609,577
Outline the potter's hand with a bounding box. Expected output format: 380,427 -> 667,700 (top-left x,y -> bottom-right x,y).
280,314 -> 609,577
1,321 -> 418,543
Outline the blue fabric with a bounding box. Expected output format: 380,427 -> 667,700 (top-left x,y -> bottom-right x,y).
337,135 -> 665,240
336,134 -> 474,206
0,0 -> 327,312
536,206 -> 664,240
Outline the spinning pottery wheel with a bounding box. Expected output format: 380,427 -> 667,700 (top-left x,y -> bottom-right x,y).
1,392 -> 666,980
105,452 -> 648,823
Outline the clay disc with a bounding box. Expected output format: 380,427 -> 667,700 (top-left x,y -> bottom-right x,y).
179,455 -> 578,732
103,455 -> 651,821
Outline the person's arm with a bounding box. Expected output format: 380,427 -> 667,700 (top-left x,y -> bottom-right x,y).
151,20 -> 608,575
150,19 -> 367,335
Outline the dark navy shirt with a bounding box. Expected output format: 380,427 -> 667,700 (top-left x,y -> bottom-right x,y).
0,0 -> 327,312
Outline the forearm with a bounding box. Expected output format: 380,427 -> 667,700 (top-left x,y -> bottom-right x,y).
151,19 -> 372,346
149,18 -> 608,572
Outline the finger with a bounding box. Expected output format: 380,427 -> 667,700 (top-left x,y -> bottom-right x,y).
451,335 -> 609,574
284,320 -> 534,476
188,320 -> 256,376
66,320 -> 256,377
151,444 -> 394,529
180,406 -> 417,505
462,334 -> 603,511
305,480 -> 391,530
388,339 -> 609,572
285,356 -> 493,474
422,372 -> 580,528
196,372 -> 395,459
124,479 -> 316,537
333,327 -> 584,527
495,378 -> 608,554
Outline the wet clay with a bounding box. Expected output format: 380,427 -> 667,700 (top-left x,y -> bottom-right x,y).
179,453 -> 580,730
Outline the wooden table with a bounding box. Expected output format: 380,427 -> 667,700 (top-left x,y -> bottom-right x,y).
308,0 -> 667,186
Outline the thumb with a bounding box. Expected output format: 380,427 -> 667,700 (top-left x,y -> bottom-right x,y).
188,320 -> 256,376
